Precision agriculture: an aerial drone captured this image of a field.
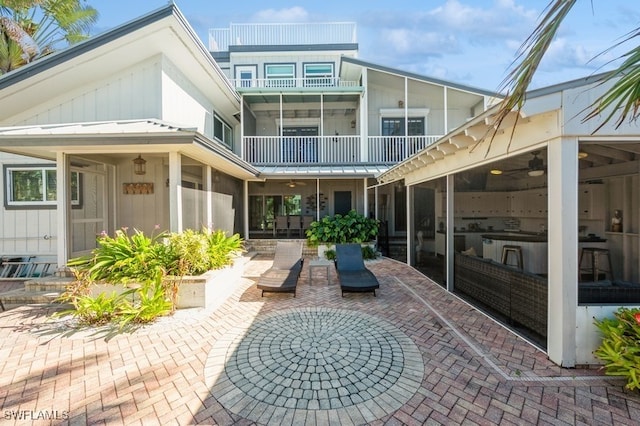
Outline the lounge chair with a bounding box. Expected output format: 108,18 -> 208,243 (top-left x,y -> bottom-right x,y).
257,241 -> 303,297
335,244 -> 379,297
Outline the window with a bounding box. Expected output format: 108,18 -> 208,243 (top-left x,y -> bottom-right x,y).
234,65 -> 257,88
5,166 -> 80,208
265,64 -> 295,87
304,63 -> 334,87
213,114 -> 233,148
381,117 -> 425,136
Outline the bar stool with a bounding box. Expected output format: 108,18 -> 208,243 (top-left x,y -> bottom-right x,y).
501,245 -> 523,270
579,247 -> 613,281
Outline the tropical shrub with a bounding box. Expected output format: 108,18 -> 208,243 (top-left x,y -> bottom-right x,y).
59,227 -> 244,325
593,307 -> 640,391
306,210 -> 379,246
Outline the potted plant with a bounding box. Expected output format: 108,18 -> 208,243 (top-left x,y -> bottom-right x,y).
305,210 -> 379,259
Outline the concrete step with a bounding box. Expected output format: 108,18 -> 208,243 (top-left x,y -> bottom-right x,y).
24,277 -> 74,292
0,287 -> 61,307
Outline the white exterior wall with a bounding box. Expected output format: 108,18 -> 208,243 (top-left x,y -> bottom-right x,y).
160,57 -> 217,136
230,50 -> 354,80
0,153 -> 58,256
6,56 -> 162,125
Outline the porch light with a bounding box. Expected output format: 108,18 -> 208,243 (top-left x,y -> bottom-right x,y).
133,154 -> 147,175
578,151 -> 589,159
490,168 -> 503,175
528,169 -> 545,177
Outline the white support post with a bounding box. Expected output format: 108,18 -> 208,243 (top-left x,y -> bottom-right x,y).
443,86 -> 448,134
56,152 -> 70,268
240,95 -> 245,160
169,152 -> 182,233
446,174 -> 455,292
406,184 -> 413,265
360,68 -> 368,162
205,166 -> 213,229
243,180 -> 249,239
547,138 -> 579,367
374,186 -> 379,220
404,77 -> 408,159
363,178 -> 368,218
316,179 -> 320,221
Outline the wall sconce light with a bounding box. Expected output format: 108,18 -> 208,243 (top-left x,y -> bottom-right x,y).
398,100 -> 404,108
350,120 -> 356,128
578,151 -> 589,159
133,154 -> 146,175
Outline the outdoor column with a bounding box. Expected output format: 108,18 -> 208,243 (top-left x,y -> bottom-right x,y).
316,179 -> 320,221
360,68 -> 368,162
55,152 -> 70,268
406,184 -> 413,265
204,166 -> 213,229
363,178 -> 368,218
547,138 -> 579,367
445,174 -> 455,292
374,186 -> 379,220
243,180 -> 249,239
169,152 -> 182,233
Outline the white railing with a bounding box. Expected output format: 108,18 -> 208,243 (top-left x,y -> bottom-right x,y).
244,136 -> 360,164
243,135 -> 443,164
209,22 -> 357,52
231,77 -> 359,89
368,136 -> 441,162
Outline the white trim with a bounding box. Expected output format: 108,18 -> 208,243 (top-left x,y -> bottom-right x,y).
379,108 -> 430,117
275,118 -> 321,127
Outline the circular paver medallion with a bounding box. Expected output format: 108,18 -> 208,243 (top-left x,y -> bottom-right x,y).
205,307 -> 424,424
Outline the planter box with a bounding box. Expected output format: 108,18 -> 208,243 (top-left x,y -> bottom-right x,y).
89,255 -> 251,310
317,242 -> 376,259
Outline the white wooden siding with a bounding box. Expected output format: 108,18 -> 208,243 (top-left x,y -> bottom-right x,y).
7,56 -> 162,125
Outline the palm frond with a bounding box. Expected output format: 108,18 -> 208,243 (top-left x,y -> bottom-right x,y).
583,28 -> 640,132
477,0 -> 577,155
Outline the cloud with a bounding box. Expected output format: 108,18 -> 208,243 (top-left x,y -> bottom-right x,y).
250,7 -> 309,23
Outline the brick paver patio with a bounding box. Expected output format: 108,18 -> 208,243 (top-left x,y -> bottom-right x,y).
1,256 -> 639,425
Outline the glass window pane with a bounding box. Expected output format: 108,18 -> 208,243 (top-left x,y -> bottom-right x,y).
266,64 -> 294,77
11,170 -> 43,202
304,64 -> 333,76
46,169 -> 57,201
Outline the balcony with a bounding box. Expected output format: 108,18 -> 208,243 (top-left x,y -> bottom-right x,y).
232,77 -> 360,91
209,22 -> 357,52
243,135 -> 442,165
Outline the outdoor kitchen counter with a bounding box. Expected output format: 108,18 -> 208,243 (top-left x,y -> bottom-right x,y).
480,232 -> 607,243
481,232 -> 607,274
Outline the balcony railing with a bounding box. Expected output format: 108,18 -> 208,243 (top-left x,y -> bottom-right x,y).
232,77 -> 359,89
243,135 -> 442,165
209,22 -> 357,52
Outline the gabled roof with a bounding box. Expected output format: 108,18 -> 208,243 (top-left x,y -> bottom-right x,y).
0,4 -> 239,122
340,56 -> 500,98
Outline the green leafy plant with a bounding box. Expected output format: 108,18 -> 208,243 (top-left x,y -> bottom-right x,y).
61,227 -> 244,327
306,210 -> 379,246
593,307 -> 640,391
361,245 -> 378,260
324,249 -> 336,261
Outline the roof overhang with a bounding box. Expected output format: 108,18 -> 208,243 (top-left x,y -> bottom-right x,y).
0,4 -> 240,122
0,120 -> 259,179
257,164 -> 389,179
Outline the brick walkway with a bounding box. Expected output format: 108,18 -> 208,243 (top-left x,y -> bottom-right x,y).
0,256 -> 639,425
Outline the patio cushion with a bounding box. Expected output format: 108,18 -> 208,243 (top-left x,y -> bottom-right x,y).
257,241 -> 303,297
335,244 -> 379,297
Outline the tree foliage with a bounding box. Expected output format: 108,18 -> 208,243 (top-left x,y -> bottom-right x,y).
493,0 -> 640,141
0,0 -> 97,74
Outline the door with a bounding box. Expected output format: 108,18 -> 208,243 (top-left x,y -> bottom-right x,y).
334,191 -> 352,216
282,127 -> 318,163
235,65 -> 257,88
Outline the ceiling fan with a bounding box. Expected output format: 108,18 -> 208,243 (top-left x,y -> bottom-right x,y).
490,151 -> 546,177
283,179 -> 307,188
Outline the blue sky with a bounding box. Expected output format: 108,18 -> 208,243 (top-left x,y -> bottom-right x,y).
87,1 -> 639,93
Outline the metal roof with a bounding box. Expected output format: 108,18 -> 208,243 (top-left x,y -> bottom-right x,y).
257,164 -> 390,178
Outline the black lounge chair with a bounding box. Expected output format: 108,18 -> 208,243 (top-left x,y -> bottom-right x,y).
257,241 -> 303,297
335,244 -> 379,297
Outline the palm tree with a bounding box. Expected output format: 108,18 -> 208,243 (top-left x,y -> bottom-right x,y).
494,0 -> 640,135
0,0 -> 98,74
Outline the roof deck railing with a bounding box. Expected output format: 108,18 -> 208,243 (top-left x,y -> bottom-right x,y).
209,22 -> 357,52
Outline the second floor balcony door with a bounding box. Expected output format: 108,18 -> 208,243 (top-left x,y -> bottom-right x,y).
282,127 -> 318,163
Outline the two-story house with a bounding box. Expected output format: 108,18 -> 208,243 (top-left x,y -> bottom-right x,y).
208,22 -> 497,242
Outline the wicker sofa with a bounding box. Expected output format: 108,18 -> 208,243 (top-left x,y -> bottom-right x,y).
454,253 -> 548,338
